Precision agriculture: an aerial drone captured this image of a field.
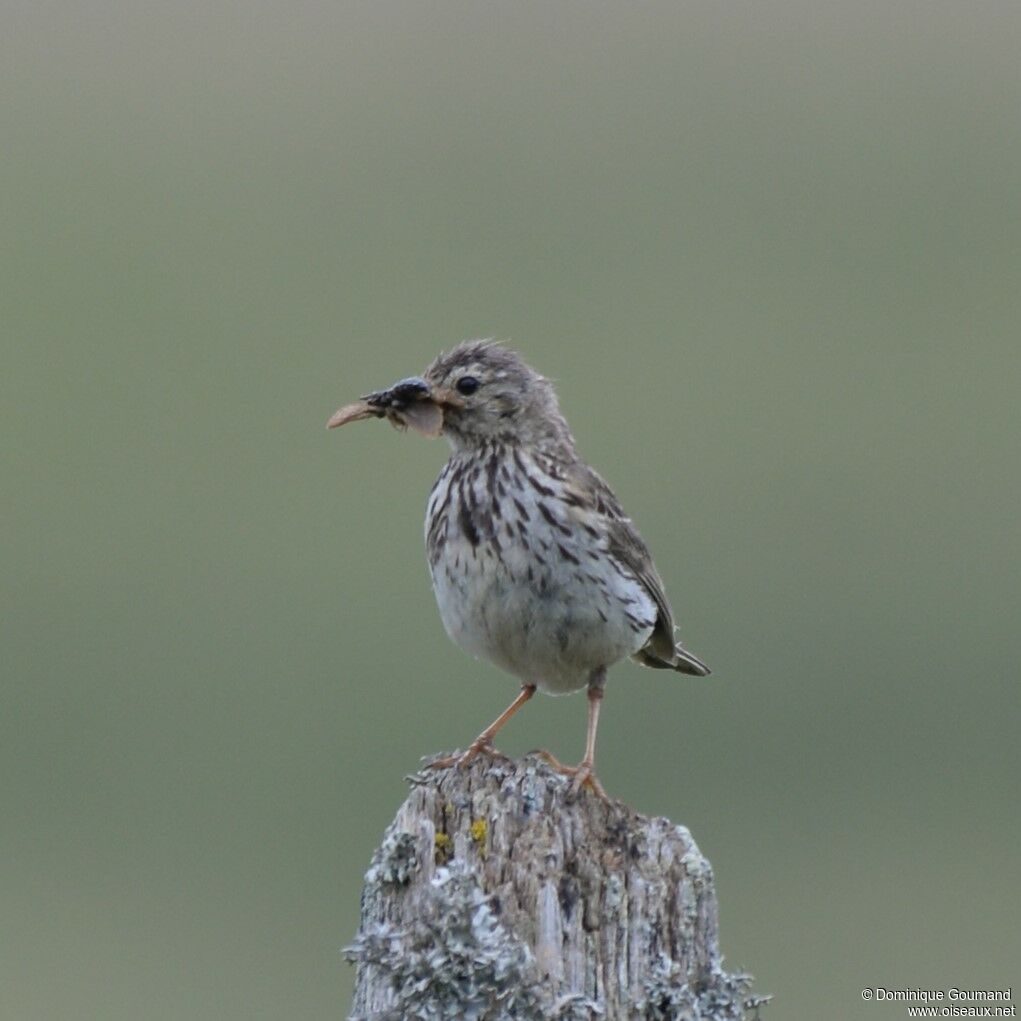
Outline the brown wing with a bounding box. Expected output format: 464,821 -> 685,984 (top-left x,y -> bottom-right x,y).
602,503 -> 679,664
568,461 -> 711,676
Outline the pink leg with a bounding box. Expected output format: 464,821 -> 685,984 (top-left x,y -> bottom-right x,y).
428,684 -> 536,770
535,669 -> 609,801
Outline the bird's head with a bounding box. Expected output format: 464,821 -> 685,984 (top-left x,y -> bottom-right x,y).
327,340 -> 572,452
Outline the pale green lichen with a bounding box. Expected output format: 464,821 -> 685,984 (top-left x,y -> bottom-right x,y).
364,830 -> 419,887
638,953 -> 769,1021
347,862 -> 597,1020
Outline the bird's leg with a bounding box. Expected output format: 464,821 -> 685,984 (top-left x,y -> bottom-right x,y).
427,684 -> 536,770
534,668 -> 609,801
568,678 -> 608,800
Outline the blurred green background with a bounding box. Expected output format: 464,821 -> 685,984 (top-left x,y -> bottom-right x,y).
3,2 -> 1018,1018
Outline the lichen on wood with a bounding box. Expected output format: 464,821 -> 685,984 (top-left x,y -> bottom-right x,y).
346,754 -> 766,1020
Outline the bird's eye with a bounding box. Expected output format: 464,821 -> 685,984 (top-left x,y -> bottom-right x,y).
456,376 -> 480,396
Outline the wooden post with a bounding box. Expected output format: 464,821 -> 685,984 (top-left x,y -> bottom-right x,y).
346,754 -> 765,1020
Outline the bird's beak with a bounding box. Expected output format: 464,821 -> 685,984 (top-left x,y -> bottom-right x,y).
326,376 -> 463,438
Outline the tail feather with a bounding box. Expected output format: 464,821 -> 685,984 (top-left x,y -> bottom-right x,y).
632,643 -> 711,676
673,646 -> 712,676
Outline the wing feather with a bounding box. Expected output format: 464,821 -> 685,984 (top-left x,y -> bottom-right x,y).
567,461 -> 710,676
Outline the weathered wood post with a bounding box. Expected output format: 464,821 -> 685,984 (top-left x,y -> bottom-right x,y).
346,754 -> 765,1020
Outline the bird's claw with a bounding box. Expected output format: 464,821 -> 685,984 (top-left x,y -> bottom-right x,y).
425,741 -> 509,771
531,750 -> 609,802
568,762 -> 609,802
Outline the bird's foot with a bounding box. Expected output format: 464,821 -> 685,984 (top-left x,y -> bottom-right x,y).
426,740 -> 510,771
532,750 -> 610,802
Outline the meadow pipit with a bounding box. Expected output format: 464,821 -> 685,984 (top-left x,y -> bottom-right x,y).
328,341 -> 710,798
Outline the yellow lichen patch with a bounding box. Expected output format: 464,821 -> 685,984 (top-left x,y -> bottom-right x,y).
469,818 -> 488,857
433,831 -> 453,865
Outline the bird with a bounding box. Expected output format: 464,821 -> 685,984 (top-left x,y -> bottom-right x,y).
327,340 -> 710,798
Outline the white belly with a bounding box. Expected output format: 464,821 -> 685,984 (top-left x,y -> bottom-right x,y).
425,451 -> 656,694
